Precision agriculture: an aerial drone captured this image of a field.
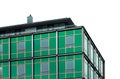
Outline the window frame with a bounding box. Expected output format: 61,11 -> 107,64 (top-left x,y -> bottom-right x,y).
41,38 -> 49,51
66,60 -> 74,73
91,67 -> 93,79
17,64 -> 25,77
66,35 -> 74,48
18,41 -> 25,53
41,62 -> 49,75
0,44 -> 3,55
88,41 -> 91,59
90,44 -> 94,63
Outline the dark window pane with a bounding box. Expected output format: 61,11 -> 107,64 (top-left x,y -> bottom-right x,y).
0,67 -> 2,78
18,65 -> 24,77
66,60 -> 74,72
18,42 -> 24,53
0,45 -> 2,54
41,39 -> 48,51
66,36 -> 74,47
41,63 -> 48,75
25,27 -> 36,33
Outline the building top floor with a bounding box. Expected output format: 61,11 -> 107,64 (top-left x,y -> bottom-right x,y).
0,17 -> 105,63
0,18 -> 75,37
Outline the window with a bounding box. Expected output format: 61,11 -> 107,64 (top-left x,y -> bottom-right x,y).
94,71 -> 97,79
94,49 -> 98,69
48,25 -> 53,30
101,60 -> 103,76
84,59 -> 88,79
18,42 -> 25,53
84,34 -> 88,55
41,63 -> 48,75
25,27 -> 36,33
18,65 -> 25,77
99,58 -> 101,73
0,45 -> 2,55
96,52 -> 98,69
88,41 -> 91,59
66,35 -> 74,47
66,60 -> 74,72
41,39 -> 48,51
0,67 -> 2,78
88,65 -> 91,79
90,45 -> 93,63
96,73 -> 98,79
91,67 -> 93,79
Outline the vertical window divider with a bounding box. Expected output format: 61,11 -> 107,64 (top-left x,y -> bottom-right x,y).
82,27 -> 84,78
56,31 -> 58,79
8,37 -> 11,79
82,27 -> 84,53
32,34 -> 34,79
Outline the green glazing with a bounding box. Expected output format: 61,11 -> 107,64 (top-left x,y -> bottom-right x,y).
58,29 -> 82,54
59,54 -> 82,79
0,27 -> 104,79
11,60 -> 32,79
34,57 -> 56,79
0,38 -> 9,60
0,62 -> 9,79
11,35 -> 32,59
34,32 -> 56,57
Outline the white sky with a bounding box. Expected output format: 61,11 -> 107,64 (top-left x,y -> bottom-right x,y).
0,0 -> 120,79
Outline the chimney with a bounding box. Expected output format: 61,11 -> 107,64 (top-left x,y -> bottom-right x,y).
27,14 -> 33,23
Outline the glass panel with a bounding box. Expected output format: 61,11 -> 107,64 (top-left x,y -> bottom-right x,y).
18,42 -> 25,53
0,67 -> 2,78
84,34 -> 87,55
18,64 -> 24,77
25,27 -> 36,33
101,60 -> 103,76
53,23 -> 65,30
99,58 -> 101,73
84,59 -> 88,79
41,62 -> 48,75
88,41 -> 91,59
94,71 -> 96,79
0,45 -> 2,55
96,52 -> 98,69
94,49 -> 98,69
48,25 -> 53,30
91,67 -> 93,79
66,60 -> 74,72
88,65 -> 91,79
41,39 -> 48,51
96,73 -> 98,79
90,45 -> 93,63
66,35 -> 74,48
94,71 -> 98,79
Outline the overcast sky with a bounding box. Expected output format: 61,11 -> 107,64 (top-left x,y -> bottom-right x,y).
0,0 -> 120,79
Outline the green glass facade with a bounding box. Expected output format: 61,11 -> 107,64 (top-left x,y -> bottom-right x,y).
0,18 -> 105,79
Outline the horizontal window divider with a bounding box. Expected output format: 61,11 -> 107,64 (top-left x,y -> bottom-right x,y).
0,52 -> 83,63
65,77 -> 85,79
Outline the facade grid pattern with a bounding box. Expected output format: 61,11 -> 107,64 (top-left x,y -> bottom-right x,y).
0,18 -> 105,79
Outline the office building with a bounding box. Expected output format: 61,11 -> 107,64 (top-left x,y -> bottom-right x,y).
0,16 -> 105,79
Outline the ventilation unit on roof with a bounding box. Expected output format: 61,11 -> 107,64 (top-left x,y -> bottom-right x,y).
27,14 -> 33,23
